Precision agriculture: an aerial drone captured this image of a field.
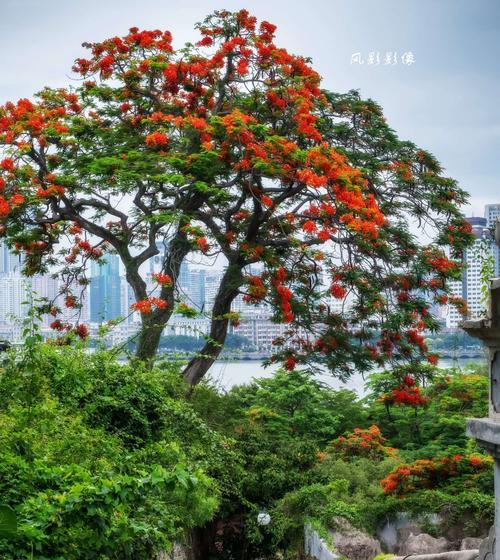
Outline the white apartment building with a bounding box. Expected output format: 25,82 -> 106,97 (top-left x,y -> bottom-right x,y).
446,216 -> 493,328
485,204 -> 500,276
0,274 -> 28,328
31,274 -> 60,326
230,311 -> 290,350
0,272 -> 60,339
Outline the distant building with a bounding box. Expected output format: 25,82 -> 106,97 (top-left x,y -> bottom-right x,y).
120,279 -> 136,324
148,241 -> 167,275
485,204 -> 500,276
231,263 -> 267,313
0,241 -> 23,275
0,242 -> 60,333
230,311 -> 289,351
31,274 -> 60,327
485,204 -> 500,225
0,274 -> 28,326
179,264 -> 207,311
90,255 -> 122,323
164,315 -> 211,337
203,268 -> 224,312
446,216 -> 492,328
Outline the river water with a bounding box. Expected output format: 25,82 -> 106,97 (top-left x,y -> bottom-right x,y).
206,357 -> 487,397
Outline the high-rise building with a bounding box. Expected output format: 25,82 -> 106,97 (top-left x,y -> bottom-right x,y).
0,241 -> 23,275
0,275 -> 28,325
485,204 -> 500,225
447,216 -> 492,328
90,255 -> 122,323
175,262 -> 206,311
203,268 -> 224,312
120,279 -> 136,323
485,204 -> 500,276
187,268 -> 206,311
0,242 -> 60,332
149,242 -> 167,275
31,274 -> 60,327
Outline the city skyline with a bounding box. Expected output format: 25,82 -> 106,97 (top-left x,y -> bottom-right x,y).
1,198 -> 500,344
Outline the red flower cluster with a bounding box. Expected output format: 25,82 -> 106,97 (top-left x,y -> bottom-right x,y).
426,255 -> 458,275
74,323 -> 89,339
36,184 -> 65,198
406,328 -> 427,352
243,275 -> 268,304
131,297 -> 168,314
145,131 -> 169,147
283,353 -> 298,371
330,283 -> 346,300
10,194 -> 24,206
50,319 -> 68,331
391,160 -> 413,181
381,453 -> 492,496
0,197 -> 9,217
49,320 -> 88,340
331,425 -> 396,461
196,236 -> 210,253
382,375 -> 428,408
261,195 -> 273,208
151,272 -> 172,286
302,220 -> 317,234
0,158 -> 15,171
65,236 -> 103,263
427,353 -> 439,365
273,268 -> 294,323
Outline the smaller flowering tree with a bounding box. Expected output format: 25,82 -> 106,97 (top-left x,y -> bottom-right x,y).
330,425 -> 397,461
381,375 -> 428,408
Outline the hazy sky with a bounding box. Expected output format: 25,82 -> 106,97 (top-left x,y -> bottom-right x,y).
1,0 -> 498,216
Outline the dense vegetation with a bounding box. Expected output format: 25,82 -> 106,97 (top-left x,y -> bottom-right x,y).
0,337 -> 491,559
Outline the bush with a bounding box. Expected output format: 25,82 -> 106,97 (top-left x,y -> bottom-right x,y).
381,454 -> 493,496
188,369 -> 369,557
366,369 -> 488,454
0,344 -> 221,559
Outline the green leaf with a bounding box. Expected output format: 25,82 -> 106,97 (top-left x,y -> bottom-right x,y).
0,505 -> 17,537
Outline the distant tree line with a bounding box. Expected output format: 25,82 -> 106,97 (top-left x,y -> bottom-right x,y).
425,331 -> 482,350
158,333 -> 253,353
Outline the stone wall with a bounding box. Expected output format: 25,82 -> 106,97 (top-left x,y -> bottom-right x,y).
304,525 -> 338,560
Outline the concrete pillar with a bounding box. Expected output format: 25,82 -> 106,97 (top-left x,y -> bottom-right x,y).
463,279 -> 500,560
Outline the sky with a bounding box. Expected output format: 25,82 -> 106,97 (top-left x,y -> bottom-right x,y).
0,0 -> 499,216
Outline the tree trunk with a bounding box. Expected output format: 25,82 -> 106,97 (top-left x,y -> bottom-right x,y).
133,228 -> 191,364
183,263 -> 243,387
134,309 -> 172,363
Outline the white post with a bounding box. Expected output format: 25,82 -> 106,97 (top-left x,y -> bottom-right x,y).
495,460 -> 500,560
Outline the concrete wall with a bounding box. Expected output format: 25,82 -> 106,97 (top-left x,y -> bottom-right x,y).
304,525 -> 339,560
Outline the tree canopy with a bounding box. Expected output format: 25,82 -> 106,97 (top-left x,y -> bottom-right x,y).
0,9 -> 472,385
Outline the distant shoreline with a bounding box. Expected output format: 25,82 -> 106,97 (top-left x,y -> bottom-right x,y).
153,349 -> 486,361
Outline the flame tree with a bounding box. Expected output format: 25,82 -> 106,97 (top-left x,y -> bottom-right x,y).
0,10 -> 472,386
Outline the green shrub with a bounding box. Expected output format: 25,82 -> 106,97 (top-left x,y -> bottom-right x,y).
0,344 -> 220,559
